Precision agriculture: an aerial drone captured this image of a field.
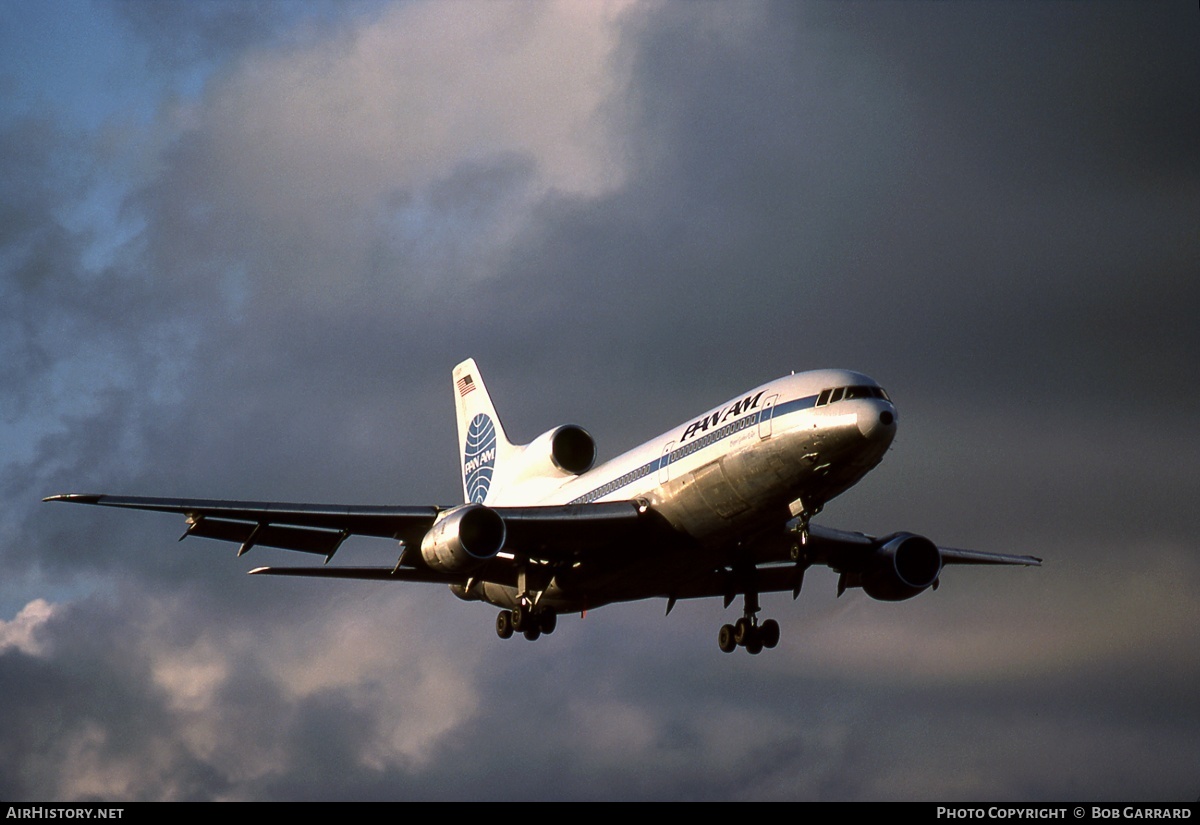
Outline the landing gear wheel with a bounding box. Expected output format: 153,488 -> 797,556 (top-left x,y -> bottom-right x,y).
540,611 -> 557,635
496,610 -> 514,639
523,626 -> 541,641
745,634 -> 763,655
734,617 -> 752,645
511,604 -> 528,632
718,624 -> 737,653
760,619 -> 780,649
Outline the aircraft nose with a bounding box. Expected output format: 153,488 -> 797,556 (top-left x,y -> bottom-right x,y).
858,404 -> 897,441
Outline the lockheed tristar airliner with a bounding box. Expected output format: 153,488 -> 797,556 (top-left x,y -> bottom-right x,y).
47,359 -> 1040,654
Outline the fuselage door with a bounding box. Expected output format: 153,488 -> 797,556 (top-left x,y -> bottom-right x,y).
757,394 -> 779,439
658,441 -> 675,484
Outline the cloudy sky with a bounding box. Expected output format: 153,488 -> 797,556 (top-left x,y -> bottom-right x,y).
2,0 -> 1197,801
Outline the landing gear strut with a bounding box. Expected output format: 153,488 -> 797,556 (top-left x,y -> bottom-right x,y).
788,498 -> 822,549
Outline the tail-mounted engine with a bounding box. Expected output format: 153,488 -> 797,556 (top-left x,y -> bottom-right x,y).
420,504 -> 506,573
523,424 -> 596,477
861,533 -> 943,601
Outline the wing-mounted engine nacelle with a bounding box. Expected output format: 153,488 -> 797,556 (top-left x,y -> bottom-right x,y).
523,424 -> 597,477
862,532 -> 943,601
420,504 -> 506,573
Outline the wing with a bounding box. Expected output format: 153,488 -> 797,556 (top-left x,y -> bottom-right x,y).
45,494 -> 1036,601
658,523 -> 1041,603
43,493 -> 663,571
802,524 -> 1042,568
935,546 -> 1045,565
45,493 -> 441,558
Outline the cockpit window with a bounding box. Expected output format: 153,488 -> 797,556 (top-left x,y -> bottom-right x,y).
815,384 -> 891,406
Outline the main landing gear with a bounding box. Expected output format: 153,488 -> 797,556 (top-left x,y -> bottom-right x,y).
717,576 -> 780,654
495,605 -> 557,641
718,617 -> 780,654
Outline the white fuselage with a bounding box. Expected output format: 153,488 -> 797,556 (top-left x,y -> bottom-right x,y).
544,369 -> 894,540
462,369 -> 898,612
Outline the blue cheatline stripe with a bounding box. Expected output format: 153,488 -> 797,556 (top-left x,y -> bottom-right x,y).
567,393 -> 820,504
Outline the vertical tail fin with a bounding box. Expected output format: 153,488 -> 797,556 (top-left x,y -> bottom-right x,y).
452,359 -> 517,504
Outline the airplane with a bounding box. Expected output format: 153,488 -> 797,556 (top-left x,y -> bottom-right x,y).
46,358 -> 1040,654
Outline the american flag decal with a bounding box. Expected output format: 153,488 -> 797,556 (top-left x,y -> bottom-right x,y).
456,375 -> 476,397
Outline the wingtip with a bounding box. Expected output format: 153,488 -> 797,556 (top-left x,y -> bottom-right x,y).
247,567 -> 271,575
43,493 -> 103,504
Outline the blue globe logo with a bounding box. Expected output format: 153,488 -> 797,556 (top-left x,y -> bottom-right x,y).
464,414 -> 497,503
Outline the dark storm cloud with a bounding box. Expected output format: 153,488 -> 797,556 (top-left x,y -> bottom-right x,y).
833,2 -> 1200,185
0,595 -> 220,800
472,1 -> 1200,405
830,0 -> 1200,408
604,1 -> 1200,399
4,0 -> 1198,801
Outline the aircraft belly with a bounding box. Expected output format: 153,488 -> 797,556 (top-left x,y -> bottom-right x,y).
455,574 -> 619,614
